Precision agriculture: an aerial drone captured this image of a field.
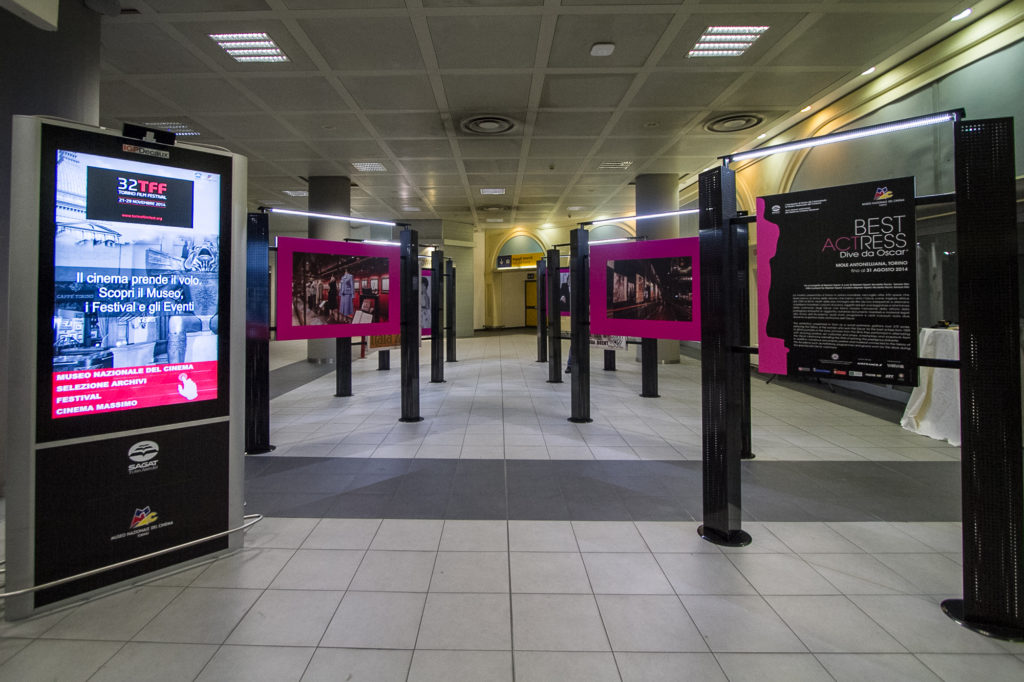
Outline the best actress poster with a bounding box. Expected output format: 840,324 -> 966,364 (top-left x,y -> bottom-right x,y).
756,177 -> 918,386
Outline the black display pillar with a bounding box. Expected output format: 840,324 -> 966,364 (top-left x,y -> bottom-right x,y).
697,165 -> 751,547
640,338 -> 659,397
604,349 -> 616,371
244,213 -> 274,454
378,350 -> 390,370
733,215 -> 755,460
941,118 -> 1024,640
546,249 -> 562,383
445,258 -> 457,362
335,337 -> 352,397
568,228 -> 591,423
399,228 -> 422,422
536,258 -> 548,363
430,250 -> 445,383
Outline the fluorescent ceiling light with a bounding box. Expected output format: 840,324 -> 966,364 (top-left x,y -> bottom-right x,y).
143,121 -> 200,136
689,26 -> 768,58
261,207 -> 396,227
209,32 -> 288,63
567,206 -> 586,211
800,105 -> 813,113
724,110 -> 962,163
480,188 -> 506,195
401,206 -> 421,212
756,133 -> 767,140
598,161 -> 633,170
861,66 -> 876,76
282,189 -> 308,197
352,162 -> 387,172
590,209 -> 699,227
590,42 -> 615,57
951,8 -> 972,21
364,239 -> 399,246
486,218 -> 504,223
590,238 -> 630,244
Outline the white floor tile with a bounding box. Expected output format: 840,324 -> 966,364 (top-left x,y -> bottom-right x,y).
430,551 -> 510,593
408,650 -> 512,682
371,519 -> 444,550
320,591 -> 426,649
597,594 -> 706,652
765,595 -> 905,653
508,521 -> 578,552
301,518 -> 381,549
816,653 -> 943,681
190,548 -> 295,589
514,651 -> 620,682
657,553 -> 757,595
195,644 -> 314,682
133,587 -> 262,644
680,595 -> 807,653
848,595 -> 1008,654
583,552 -> 674,594
0,639 -> 122,682
616,652 -> 727,681
226,589 -> 343,646
916,653 -> 1024,681
415,593 -> 511,650
270,549 -> 363,590
728,553 -> 840,595
715,653 -> 834,681
510,552 -> 592,594
512,594 -> 611,651
301,648 -> 412,682
439,520 -> 508,551
349,550 -> 437,592
42,586 -> 181,641
572,521 -> 647,552
89,642 -> 217,682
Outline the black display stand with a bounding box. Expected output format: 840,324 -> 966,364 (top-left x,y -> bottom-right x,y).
244,212 -> 274,454
640,338 -> 660,398
697,165 -> 751,547
568,228 -> 592,423
399,228 -> 422,422
430,250 -> 445,383
378,350 -> 390,370
733,214 -> 755,461
546,249 -> 562,383
604,349 -> 615,371
445,258 -> 457,363
536,258 -> 548,363
335,337 -> 352,397
941,117 -> 1024,640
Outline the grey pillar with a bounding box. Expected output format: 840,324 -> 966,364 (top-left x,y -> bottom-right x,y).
0,2 -> 102,494
306,176 -> 352,362
634,173 -> 680,364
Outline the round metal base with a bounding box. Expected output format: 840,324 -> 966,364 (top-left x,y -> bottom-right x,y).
698,525 -> 752,547
245,444 -> 277,455
568,417 -> 593,424
941,599 -> 1024,641
430,379 -> 447,384
399,416 -> 424,423
741,451 -> 756,460
546,379 -> 563,384
335,392 -> 353,398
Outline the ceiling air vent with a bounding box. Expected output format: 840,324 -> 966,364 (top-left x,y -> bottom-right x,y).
460,115 -> 517,135
704,113 -> 764,133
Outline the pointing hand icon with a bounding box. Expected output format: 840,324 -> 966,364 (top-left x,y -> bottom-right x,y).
177,373 -> 198,400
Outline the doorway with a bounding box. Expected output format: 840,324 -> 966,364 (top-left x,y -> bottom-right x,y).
524,279 -> 538,327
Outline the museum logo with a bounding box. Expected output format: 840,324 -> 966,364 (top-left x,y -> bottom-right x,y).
128,440 -> 159,474
873,186 -> 894,201
130,506 -> 158,529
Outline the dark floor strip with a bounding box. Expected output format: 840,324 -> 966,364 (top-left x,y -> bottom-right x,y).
245,457 -> 961,523
269,359 -> 337,399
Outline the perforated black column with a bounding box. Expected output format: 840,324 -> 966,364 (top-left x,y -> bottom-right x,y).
546,249 -> 562,383
399,228 -> 422,422
569,228 -> 591,423
445,258 -> 457,362
244,213 -> 274,454
942,118 -> 1023,639
430,250 -> 444,383
536,258 -> 548,363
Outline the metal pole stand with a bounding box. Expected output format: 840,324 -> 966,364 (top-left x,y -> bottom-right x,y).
335,337 -> 352,397
568,228 -> 591,423
536,258 -> 548,363
445,258 -> 457,362
430,250 -> 445,383
546,249 -> 562,383
697,164 -> 751,547
603,349 -> 615,371
399,227 -> 422,422
378,350 -> 390,370
640,338 -> 659,397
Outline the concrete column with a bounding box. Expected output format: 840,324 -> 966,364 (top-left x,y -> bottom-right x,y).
634,173 -> 680,363
306,176 -> 352,362
0,2 -> 102,492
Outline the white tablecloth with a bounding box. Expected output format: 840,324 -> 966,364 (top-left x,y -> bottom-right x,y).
901,328 -> 961,446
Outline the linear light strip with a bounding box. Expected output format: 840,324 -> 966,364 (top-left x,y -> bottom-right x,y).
262,207 -> 397,227
590,209 -> 699,227
724,110 -> 963,163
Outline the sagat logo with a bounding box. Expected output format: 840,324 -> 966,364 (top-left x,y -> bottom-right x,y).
130,506 -> 158,529
128,440 -> 159,473
873,186 -> 894,201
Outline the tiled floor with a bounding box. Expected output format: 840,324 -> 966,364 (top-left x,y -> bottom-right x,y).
3,332 -> 1022,681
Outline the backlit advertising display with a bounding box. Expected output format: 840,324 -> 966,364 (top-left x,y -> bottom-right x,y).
590,238 -> 701,340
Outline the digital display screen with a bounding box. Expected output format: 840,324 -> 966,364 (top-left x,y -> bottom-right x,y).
49,148 -> 223,419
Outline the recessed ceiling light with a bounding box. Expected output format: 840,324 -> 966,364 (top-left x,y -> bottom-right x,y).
567,206 -> 586,211
590,42 -> 615,57
480,188 -> 506,195
209,32 -> 289,63
598,161 -> 633,170
142,121 -> 200,136
352,162 -> 387,172
688,26 -> 768,58
861,66 -> 876,76
282,189 -> 308,197
402,206 -> 421,212
951,8 -> 972,21
542,223 -> 554,228
486,218 -> 504,223
800,105 -> 813,113
757,133 -> 767,140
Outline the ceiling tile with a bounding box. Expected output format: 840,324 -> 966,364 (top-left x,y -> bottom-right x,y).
659,12 -> 808,67
199,113 -> 295,138
241,76 -> 349,111
101,23 -> 208,74
366,113 -> 448,138
399,159 -> 461,174
540,74 -> 635,108
388,139 -> 455,158
720,71 -> 843,108
423,0 -> 542,6
241,140 -> 320,160
770,13 -> 943,67
442,74 -> 534,112
141,77 -> 256,113
524,158 -> 583,173
611,110 -> 699,136
405,173 -> 463,186
532,111 -> 612,136
529,138 -> 596,157
284,0 -> 403,7
458,138 -> 525,158
174,20 -> 318,72
100,81 -> 171,117
279,113 -> 373,139
596,137 -> 668,157
428,15 -> 541,69
466,173 -> 518,186
664,134 -> 747,157
314,139 -> 388,159
631,71 -> 737,107
548,13 -> 672,68
341,75 -> 438,110
464,159 -> 520,174
299,17 -> 424,70
152,0 -> 271,11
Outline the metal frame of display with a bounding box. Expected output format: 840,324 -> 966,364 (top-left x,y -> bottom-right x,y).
244,212 -> 275,454
399,227 -> 422,422
430,250 -> 445,384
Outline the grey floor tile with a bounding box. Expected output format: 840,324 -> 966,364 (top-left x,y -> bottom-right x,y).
195,644 -> 315,682
763,522 -> 864,553
766,595 -> 905,653
874,553 -> 962,595
917,653 -> 1024,681
827,522 -> 934,553
42,586 -> 181,641
512,594 -> 611,651
597,594 -> 706,652
657,553 -> 757,595
300,518 -> 382,549
226,589 -> 343,646
714,653 -> 834,682
89,642 -> 218,682
616,652 -> 727,681
243,517 -> 319,548
408,650 -> 512,682
514,651 -> 620,682
269,548 -> 363,590
416,593 -> 512,650
728,553 -> 840,595
439,520 -> 508,551
370,519 -> 444,550
583,552 -> 674,594
133,587 -> 262,644
802,553 -> 921,595
0,639 -> 30,667
849,595 -> 1009,654
430,551 -> 510,592
300,648 -> 412,682
719,523 -> 793,554
572,521 -> 648,552
508,521 -> 578,552
636,521 -> 722,553
349,550 -> 437,592
816,653 -> 942,681
190,548 -> 295,589
0,639 -> 122,682
510,551 -> 592,593
680,595 -> 807,653
320,591 -> 426,649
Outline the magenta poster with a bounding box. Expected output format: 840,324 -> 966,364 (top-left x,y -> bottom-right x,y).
590,237 -> 700,340
276,237 -> 400,340
420,268 -> 432,336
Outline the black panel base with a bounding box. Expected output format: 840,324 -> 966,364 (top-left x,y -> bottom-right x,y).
941,599 -> 1024,641
741,451 -> 756,460
640,392 -> 660,398
698,525 -> 752,547
430,379 -> 447,384
399,416 -> 424,423
568,417 -> 593,424
547,378 -> 563,384
246,445 -> 277,455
